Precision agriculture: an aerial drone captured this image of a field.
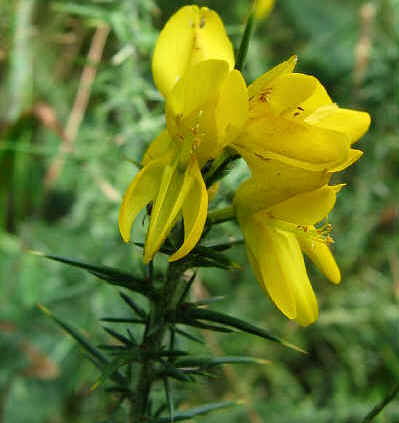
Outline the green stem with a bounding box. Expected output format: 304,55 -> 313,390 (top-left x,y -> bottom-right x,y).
362,383 -> 399,423
235,11 -> 255,71
129,261 -> 188,422
207,206 -> 236,225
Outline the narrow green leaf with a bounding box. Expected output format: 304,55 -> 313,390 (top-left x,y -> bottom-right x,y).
38,305 -> 126,385
103,326 -> 135,346
119,292 -> 147,319
176,272 -> 197,306
150,401 -> 241,422
176,356 -> 271,370
362,383 -> 399,423
155,350 -> 188,358
163,378 -> 175,422
193,246 -> 241,270
30,251 -> 156,298
191,296 -> 226,306
174,327 -> 204,344
180,306 -> 306,353
154,404 -> 168,418
188,253 -> 240,271
134,241 -> 174,255
100,317 -> 145,324
177,318 -> 234,334
92,356 -> 128,392
159,364 -> 191,383
96,345 -> 127,352
203,239 -> 244,251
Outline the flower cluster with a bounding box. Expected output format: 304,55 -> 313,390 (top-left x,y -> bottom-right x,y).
119,6 -> 370,325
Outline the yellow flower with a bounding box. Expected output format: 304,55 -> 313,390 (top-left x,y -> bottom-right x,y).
119,5 -> 371,268
254,0 -> 276,20
152,5 -> 235,98
119,60 -> 248,263
234,177 -> 344,326
232,56 -> 371,172
119,5 -> 244,263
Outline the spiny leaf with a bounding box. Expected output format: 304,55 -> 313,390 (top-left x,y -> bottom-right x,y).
159,364 -> 192,383
31,251 -> 156,298
179,306 -> 306,353
97,345 -> 127,352
134,242 -> 239,271
38,305 -> 126,385
91,356 -> 128,392
202,239 -> 244,251
190,246 -> 241,271
163,377 -> 175,422
155,350 -> 188,358
154,404 -> 168,418
176,272 -> 196,306
174,327 -> 204,344
119,292 -> 147,319
100,317 -> 145,324
150,400 -> 242,422
175,355 -> 271,370
103,326 -> 135,346
190,296 -> 226,306
176,318 -> 234,333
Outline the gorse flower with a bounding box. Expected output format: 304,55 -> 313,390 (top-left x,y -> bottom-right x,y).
233,165 -> 345,326
152,5 -> 235,97
119,6 -> 247,263
232,55 -> 370,172
119,5 -> 371,324
230,56 -> 369,325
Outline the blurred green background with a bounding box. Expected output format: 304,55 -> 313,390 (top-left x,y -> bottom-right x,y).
1,0 -> 398,422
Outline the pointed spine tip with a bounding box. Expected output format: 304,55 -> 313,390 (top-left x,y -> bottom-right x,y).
37,303 -> 51,316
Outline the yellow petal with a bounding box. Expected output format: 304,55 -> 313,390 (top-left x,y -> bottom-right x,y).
288,232 -> 319,326
310,108 -> 371,145
215,69 -> 248,144
118,159 -> 164,242
169,159 -> 208,261
265,73 -> 319,116
243,216 -> 318,325
235,114 -> 350,171
248,55 -> 297,99
267,184 -> 344,225
296,79 -> 332,119
142,130 -> 175,166
166,59 -> 229,120
329,148 -> 363,172
243,217 -> 296,319
232,159 -> 331,216
144,156 -> 192,263
189,8 -> 235,68
152,6 -> 234,97
297,229 -> 341,284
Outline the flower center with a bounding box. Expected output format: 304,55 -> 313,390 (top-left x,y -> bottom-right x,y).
261,214 -> 334,245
